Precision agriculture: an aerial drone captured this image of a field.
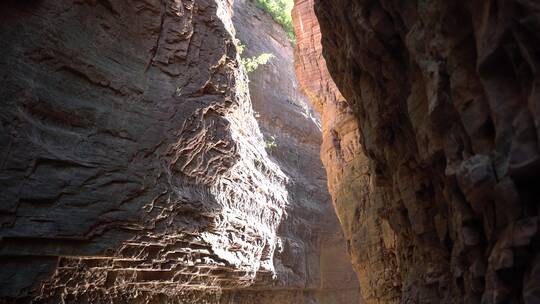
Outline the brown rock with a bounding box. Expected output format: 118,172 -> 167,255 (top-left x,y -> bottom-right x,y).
222,0 -> 362,302
0,0 -> 353,303
293,0 -> 540,302
293,1 -> 395,303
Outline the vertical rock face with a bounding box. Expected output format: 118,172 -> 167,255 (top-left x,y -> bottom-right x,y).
294,0 -> 540,303
0,0 -> 346,302
293,1 -> 395,303
226,0 -> 362,303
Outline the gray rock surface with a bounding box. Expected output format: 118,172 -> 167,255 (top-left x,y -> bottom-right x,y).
0,0 -> 283,302
0,0 -> 358,303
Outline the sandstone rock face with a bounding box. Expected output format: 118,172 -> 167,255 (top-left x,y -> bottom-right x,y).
227,1 -> 362,303
294,0 -> 540,303
0,0 -> 348,302
293,1 -> 393,303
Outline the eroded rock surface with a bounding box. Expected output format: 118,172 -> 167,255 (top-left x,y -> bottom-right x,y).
0,0 -> 339,302
293,0 -> 398,302
227,0 -> 362,302
294,0 -> 540,303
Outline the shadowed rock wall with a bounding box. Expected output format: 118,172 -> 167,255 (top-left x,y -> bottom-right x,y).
0,0 -> 295,302
294,0 -> 540,303
0,0 -> 361,302
293,1 -> 391,303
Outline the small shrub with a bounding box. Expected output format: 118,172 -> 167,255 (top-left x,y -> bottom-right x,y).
254,0 -> 295,43
234,38 -> 274,74
235,38 -> 247,55
265,135 -> 278,152
241,53 -> 275,73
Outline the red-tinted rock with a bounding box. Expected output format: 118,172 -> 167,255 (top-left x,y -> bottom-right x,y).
294,0 -> 540,302
0,0 -> 349,303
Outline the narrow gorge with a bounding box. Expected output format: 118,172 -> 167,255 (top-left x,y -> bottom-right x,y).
1,0 -> 539,303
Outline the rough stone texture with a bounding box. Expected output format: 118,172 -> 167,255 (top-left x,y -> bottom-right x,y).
228,0 -> 362,302
293,1 -> 391,303
295,0 -> 540,303
0,0 -> 347,302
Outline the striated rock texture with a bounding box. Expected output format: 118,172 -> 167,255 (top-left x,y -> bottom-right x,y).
227,0 -> 362,303
0,0 -> 337,302
293,1 -> 389,303
294,0 -> 540,303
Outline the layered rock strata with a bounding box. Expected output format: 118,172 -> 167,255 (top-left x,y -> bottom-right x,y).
0,0 -> 335,302
228,0 -> 362,302
293,1 -> 395,302
295,0 -> 540,303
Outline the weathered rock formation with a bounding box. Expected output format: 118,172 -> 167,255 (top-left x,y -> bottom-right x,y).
294,0 -> 540,303
228,1 -> 362,302
293,1 -> 396,303
0,0 -> 355,303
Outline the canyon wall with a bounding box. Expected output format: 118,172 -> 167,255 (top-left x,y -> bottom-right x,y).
0,0 -> 355,303
293,2 -> 397,303
295,0 -> 540,303
228,0 -> 362,303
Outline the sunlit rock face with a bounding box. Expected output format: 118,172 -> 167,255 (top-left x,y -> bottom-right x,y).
295,0 -> 540,303
293,1 -> 397,303
225,0 -> 362,303
0,0 -> 291,302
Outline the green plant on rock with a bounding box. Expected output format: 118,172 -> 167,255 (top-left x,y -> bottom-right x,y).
235,38 -> 247,55
265,135 -> 278,152
241,53 -> 275,73
254,0 -> 295,43
234,38 -> 274,74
